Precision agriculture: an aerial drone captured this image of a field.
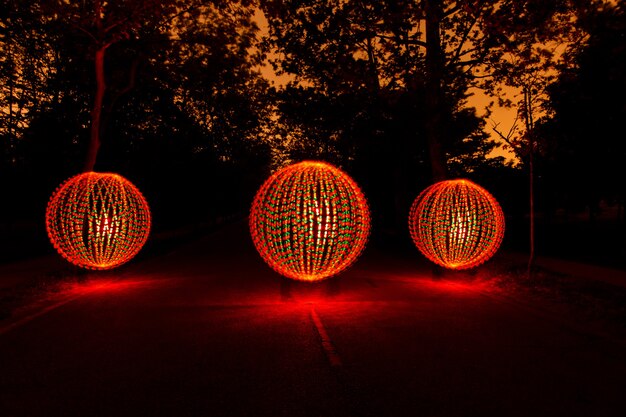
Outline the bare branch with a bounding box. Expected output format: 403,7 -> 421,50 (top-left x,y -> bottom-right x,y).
443,3 -> 461,17
406,32 -> 428,48
405,38 -> 428,48
456,46 -> 480,58
490,113 -> 520,147
471,72 -> 495,79
452,58 -> 481,67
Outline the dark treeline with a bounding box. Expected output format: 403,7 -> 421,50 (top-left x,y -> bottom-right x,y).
0,0 -> 624,265
0,0 -> 273,260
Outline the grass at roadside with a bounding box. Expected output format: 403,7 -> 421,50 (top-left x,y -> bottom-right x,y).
485,260 -> 626,336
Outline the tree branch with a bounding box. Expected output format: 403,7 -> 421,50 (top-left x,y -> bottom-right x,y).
490,114 -> 520,148
452,58 -> 481,66
406,33 -> 428,48
443,3 -> 460,17
450,12 -> 481,65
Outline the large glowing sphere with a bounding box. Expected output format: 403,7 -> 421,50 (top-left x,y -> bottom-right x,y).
409,179 -> 505,270
46,172 -> 151,270
250,161 -> 370,282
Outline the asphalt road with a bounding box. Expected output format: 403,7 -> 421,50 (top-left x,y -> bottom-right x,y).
1,222 -> 625,417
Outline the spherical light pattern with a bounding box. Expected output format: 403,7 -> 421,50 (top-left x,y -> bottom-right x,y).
409,179 -> 505,270
46,172 -> 151,270
250,161 -> 370,282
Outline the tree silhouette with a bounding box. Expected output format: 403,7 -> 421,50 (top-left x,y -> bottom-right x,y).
0,0 -> 271,240
38,0 -> 188,171
259,0 -> 584,236
261,0 -> 578,182
489,14 -> 584,274
543,1 -> 626,223
0,2 -> 57,168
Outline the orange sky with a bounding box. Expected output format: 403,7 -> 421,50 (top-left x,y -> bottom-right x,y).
468,89 -> 518,162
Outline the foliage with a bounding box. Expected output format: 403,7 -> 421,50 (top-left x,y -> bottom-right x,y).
0,2 -> 58,167
1,0 -> 623,261
260,0 -> 581,160
0,0 -> 272,230
484,0 -> 585,159
259,0 -> 577,232
541,1 -> 626,214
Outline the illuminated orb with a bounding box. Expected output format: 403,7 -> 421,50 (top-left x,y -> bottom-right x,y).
250,161 -> 370,282
409,179 -> 505,270
46,172 -> 151,270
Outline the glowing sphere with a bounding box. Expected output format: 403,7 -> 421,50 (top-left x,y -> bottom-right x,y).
250,161 -> 370,282
46,172 -> 151,270
409,179 -> 505,270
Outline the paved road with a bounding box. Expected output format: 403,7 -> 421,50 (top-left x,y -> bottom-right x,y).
1,222 -> 625,417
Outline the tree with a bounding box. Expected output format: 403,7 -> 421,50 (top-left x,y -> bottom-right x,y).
484,0 -> 585,274
2,0 -> 271,174
490,60 -> 566,276
0,2 -> 59,168
543,1 -> 626,222
259,0 -> 583,237
0,0 -> 272,230
38,0 -> 189,171
261,0 -> 577,181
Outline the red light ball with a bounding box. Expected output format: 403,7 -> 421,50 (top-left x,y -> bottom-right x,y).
250,161 -> 370,282
409,179 -> 505,269
46,172 -> 151,270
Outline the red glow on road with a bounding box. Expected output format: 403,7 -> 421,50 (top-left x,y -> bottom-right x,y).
63,277 -> 160,296
383,271 -> 495,295
419,278 -> 493,294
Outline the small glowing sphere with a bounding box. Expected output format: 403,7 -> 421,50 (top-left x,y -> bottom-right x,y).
46,172 -> 151,270
409,179 -> 505,270
250,161 -> 370,282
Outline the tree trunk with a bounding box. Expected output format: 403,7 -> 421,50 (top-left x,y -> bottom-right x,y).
365,35 -> 381,92
84,46 -> 107,172
424,0 -> 448,182
528,143 -> 535,277
7,43 -> 14,163
524,87 -> 535,277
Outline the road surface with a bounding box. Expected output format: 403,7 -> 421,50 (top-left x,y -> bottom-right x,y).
1,222 -> 625,417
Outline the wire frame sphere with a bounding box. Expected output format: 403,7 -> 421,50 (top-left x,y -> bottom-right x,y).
46,172 -> 151,270
409,179 -> 505,270
250,161 -> 370,282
